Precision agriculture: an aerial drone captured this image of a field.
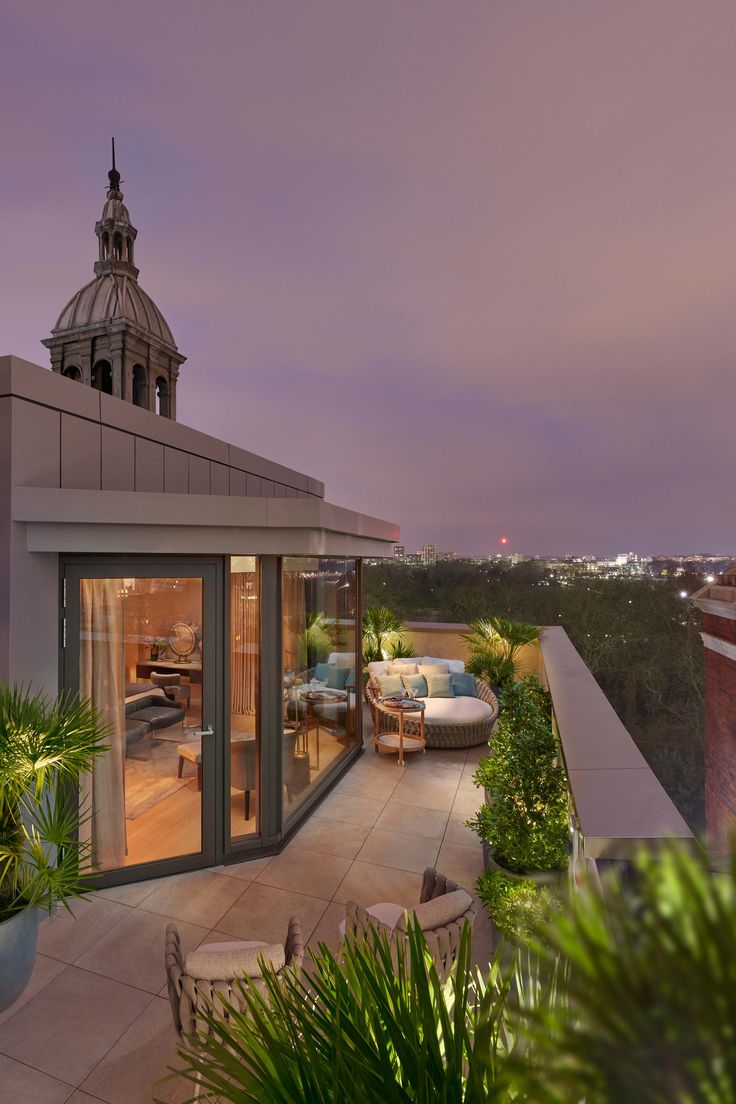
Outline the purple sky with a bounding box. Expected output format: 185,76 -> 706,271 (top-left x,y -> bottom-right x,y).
2,1 -> 735,556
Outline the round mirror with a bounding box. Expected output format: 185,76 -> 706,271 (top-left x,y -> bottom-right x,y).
168,621 -> 197,659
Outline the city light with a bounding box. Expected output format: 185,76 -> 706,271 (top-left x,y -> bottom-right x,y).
679,590 -> 689,599
500,536 -> 509,546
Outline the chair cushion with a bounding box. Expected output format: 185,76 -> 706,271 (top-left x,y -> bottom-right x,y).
421,697 -> 494,725
395,889 -> 473,932
425,673 -> 454,698
451,673 -> 478,697
150,672 -> 181,688
177,740 -> 202,764
186,941 -> 285,980
328,652 -> 355,668
315,662 -> 350,690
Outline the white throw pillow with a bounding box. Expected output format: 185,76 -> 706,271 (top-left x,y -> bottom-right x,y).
186,941 -> 285,980
388,663 -> 418,675
394,889 -> 473,932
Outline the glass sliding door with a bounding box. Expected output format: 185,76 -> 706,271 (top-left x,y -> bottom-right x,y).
64,561 -> 220,878
282,557 -> 359,822
229,556 -> 260,842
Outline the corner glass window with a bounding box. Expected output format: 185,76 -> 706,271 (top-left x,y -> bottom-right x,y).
282,557 -> 358,821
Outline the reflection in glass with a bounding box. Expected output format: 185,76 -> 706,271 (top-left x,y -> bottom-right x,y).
230,557 -> 260,841
79,576 -> 203,871
282,557 -> 358,821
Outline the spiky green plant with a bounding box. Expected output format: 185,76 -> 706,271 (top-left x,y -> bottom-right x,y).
0,683 -> 108,921
166,922 -> 545,1104
516,841 -> 736,1103
385,637 -> 417,660
462,618 -> 541,695
362,606 -> 408,665
298,611 -> 336,669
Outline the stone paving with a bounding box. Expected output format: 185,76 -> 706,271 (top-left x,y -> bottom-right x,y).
0,738 -> 490,1104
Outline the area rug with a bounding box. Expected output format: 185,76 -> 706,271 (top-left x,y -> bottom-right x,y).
124,739 -> 193,820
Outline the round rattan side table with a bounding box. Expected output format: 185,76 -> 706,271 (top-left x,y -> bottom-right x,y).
374,696 -> 426,766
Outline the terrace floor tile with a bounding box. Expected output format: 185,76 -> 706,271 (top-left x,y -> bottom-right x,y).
138,868 -> 247,928
80,996 -> 187,1104
375,801 -> 449,840
74,908 -> 210,994
333,861 -> 423,907
256,846 -> 353,899
216,881 -> 330,943
0,1053 -> 74,1103
289,815 -> 372,858
356,827 -> 440,874
38,898 -> 131,966
0,967 -> 151,1086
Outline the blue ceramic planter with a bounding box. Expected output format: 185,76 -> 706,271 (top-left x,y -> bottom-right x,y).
0,908 -> 39,1012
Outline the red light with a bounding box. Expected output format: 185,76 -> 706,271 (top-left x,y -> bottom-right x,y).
500,536 -> 509,545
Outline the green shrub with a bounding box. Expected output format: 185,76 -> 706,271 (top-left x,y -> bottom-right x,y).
477,869 -> 561,944
517,842 -> 736,1103
467,676 -> 569,873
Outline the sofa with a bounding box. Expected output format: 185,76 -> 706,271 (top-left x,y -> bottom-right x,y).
365,657 -> 498,749
124,685 -> 186,756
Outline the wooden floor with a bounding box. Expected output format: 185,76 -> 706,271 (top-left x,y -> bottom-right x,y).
122,718 -> 355,868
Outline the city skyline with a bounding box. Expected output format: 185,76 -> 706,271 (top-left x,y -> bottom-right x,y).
3,2 -> 735,554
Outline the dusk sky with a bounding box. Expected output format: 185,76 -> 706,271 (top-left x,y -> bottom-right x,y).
2,1 -> 735,556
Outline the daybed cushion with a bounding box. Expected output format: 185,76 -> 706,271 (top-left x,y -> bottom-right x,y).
418,663 -> 450,678
401,673 -> 428,696
376,674 -> 405,697
395,889 -> 473,932
425,673 -> 454,698
328,652 -> 355,668
186,941 -> 285,980
423,657 -> 466,674
388,663 -> 418,675
420,696 -> 494,725
451,672 -> 478,697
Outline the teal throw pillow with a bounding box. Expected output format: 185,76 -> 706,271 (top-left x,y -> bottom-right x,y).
401,673 -> 428,697
315,662 -> 349,690
425,673 -> 455,698
344,669 -> 356,690
451,672 -> 477,697
377,674 -> 405,697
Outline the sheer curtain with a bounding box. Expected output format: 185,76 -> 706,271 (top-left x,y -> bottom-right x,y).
282,567 -> 306,673
231,570 -> 259,715
79,578 -> 126,869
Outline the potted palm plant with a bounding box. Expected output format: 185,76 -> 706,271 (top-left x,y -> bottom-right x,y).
0,683 -> 107,1011
462,616 -> 541,702
362,606 -> 415,665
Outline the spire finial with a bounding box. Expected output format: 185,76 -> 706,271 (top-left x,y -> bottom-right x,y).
108,137 -> 121,192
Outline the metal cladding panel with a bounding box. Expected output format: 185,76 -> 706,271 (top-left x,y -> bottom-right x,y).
229,468 -> 247,496
188,455 -> 210,495
11,400 -> 60,488
61,413 -> 101,491
134,437 -> 164,493
163,447 -> 188,494
210,462 -> 229,496
101,426 -> 135,491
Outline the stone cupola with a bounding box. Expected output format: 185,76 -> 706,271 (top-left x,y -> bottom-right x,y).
42,141 -> 185,419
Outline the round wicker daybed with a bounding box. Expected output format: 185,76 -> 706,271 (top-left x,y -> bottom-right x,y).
364,666 -> 499,750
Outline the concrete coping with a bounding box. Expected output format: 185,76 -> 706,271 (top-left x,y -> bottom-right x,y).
539,626 -> 695,860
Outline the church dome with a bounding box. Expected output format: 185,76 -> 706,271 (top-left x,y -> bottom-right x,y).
52,273 -> 177,348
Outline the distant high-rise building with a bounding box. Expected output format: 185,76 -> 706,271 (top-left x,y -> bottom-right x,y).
421,544 -> 437,566
393,545 -> 405,561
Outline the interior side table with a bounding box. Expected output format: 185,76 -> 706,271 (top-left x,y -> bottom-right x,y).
375,697 -> 426,766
